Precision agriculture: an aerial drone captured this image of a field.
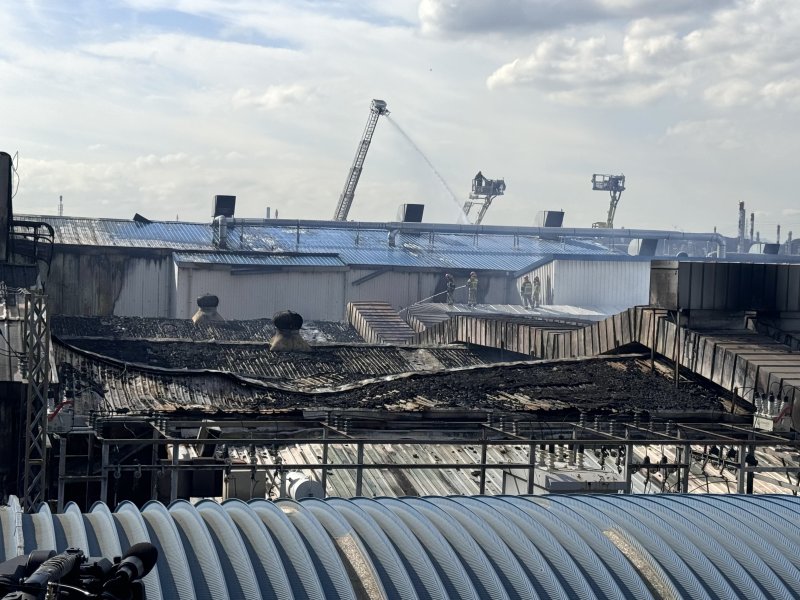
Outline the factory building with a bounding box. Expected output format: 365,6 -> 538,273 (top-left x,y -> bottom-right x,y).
33,212 -> 659,321
23,193 -> 746,320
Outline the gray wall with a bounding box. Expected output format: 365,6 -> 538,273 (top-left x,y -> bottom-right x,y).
517,259 -> 651,309
46,248 -> 173,317
651,261 -> 800,312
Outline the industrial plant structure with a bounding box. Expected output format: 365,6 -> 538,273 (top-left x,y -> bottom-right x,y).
4,146 -> 800,598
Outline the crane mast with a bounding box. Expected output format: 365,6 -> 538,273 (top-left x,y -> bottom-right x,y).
332,99 -> 389,221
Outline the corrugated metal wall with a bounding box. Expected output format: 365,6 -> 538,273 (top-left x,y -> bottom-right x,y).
47,250 -> 172,317
517,261 -> 557,305
174,267 -> 348,321
555,260 -> 650,307
517,260 -> 649,308
113,257 -> 173,317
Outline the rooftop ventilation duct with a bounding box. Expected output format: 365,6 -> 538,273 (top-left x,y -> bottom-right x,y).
534,210 -> 565,228
213,194 -> 236,218
213,215 -> 228,249
270,310 -> 311,352
192,294 -> 225,324
397,203 -> 424,223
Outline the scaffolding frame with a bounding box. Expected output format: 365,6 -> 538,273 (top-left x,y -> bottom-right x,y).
22,292 -> 51,512
55,415 -> 800,508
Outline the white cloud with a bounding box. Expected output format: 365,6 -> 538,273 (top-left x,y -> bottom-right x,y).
232,85 -> 316,111
419,0 -> 732,36
3,0 -> 800,236
486,1 -> 800,110
663,119 -> 743,150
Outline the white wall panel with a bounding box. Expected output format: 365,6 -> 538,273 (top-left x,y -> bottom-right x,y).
113,257 -> 173,317
175,267 -> 347,321
554,260 -> 650,308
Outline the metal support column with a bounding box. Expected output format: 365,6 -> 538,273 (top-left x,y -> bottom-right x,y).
737,443 -> 747,494
623,429 -> 633,493
100,442 -> 109,505
355,442 -> 364,496
151,429 -> 159,500
479,437 -> 488,495
674,309 -> 681,388
22,292 -> 51,512
57,437 -> 67,513
321,429 -> 329,496
170,442 -> 179,502
526,443 -> 536,494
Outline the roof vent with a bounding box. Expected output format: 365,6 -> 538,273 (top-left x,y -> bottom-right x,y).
397,203 -> 424,223
270,310 -> 311,352
534,210 -> 564,228
192,294 -> 225,324
213,195 -> 236,219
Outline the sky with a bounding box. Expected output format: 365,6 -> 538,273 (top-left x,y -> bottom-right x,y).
2,0 -> 799,238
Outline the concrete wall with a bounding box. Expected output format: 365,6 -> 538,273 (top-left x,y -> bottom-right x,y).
46,248 -> 172,317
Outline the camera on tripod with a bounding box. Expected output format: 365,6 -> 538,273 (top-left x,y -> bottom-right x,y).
0,542 -> 157,600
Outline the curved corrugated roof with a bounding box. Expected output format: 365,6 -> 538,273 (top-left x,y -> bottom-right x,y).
2,495 -> 799,599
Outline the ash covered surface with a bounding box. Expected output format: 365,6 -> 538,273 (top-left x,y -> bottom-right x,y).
56,340 -> 722,416
51,315 -> 363,343
56,339 -> 524,383
306,358 -> 722,413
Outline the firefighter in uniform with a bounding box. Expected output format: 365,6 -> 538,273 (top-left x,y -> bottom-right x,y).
520,275 -> 533,308
467,272 -> 479,307
445,273 -> 456,305
532,276 -> 542,308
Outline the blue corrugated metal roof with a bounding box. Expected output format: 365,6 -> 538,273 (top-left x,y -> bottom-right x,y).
29,216 -> 617,271
173,252 -> 346,268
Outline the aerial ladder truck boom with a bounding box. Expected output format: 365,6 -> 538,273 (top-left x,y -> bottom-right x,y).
462,171 -> 506,225
591,173 -> 625,228
332,99 -> 389,221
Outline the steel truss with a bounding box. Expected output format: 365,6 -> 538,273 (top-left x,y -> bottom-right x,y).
22,292 -> 50,511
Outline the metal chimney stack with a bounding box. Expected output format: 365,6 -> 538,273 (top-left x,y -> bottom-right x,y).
0,152 -> 12,262
737,201 -> 746,253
